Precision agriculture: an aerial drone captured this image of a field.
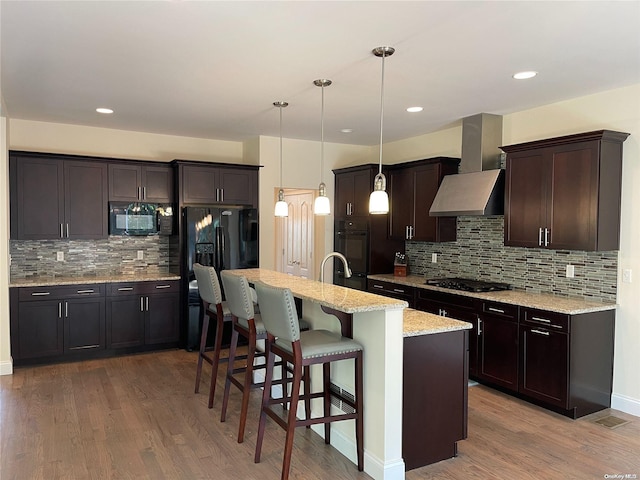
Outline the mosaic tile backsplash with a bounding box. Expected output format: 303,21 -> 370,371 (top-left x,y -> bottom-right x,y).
405,216 -> 618,302
10,236 -> 179,279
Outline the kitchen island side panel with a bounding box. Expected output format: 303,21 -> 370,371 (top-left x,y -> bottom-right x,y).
403,329 -> 469,470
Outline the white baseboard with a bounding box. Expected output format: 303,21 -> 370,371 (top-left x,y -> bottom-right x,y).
0,358 -> 13,376
611,393 -> 640,417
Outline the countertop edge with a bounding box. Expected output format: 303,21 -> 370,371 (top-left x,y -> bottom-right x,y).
368,274 -> 617,315
403,308 -> 473,337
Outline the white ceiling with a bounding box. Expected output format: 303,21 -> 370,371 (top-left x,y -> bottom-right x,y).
2,1 -> 639,146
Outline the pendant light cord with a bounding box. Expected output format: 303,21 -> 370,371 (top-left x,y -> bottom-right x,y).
321,83 -> 325,183
279,104 -> 283,188
378,50 -> 386,176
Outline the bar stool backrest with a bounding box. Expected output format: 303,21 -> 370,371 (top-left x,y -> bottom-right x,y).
193,263 -> 223,306
220,272 -> 255,322
254,282 -> 300,343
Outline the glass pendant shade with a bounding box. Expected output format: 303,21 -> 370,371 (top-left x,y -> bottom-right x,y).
274,188 -> 288,217
369,172 -> 389,214
314,182 -> 330,215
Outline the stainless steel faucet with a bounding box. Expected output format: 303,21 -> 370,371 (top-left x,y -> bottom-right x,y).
320,252 -> 352,283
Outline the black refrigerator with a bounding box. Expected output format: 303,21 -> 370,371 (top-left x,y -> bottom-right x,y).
183,206 -> 258,350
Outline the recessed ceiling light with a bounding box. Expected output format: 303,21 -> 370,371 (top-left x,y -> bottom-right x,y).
96,107 -> 114,114
341,128 -> 353,133
406,106 -> 423,113
513,71 -> 537,80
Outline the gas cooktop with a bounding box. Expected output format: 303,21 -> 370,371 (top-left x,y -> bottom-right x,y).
425,277 -> 511,292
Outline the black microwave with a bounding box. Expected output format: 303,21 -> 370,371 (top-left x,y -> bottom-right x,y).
109,202 -> 174,236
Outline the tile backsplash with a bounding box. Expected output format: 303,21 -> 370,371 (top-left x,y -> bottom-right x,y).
10,236 -> 178,278
405,216 -> 618,302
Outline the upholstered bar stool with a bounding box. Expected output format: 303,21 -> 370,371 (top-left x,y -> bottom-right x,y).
192,263 -> 233,408
219,271 -> 269,443
253,281 -> 364,480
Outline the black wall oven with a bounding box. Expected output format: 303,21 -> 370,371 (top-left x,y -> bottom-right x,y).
334,219 -> 369,291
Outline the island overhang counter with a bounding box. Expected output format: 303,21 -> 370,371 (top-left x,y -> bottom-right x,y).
225,269 -> 471,480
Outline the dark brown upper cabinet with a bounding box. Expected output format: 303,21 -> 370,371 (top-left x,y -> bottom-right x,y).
387,157 -> 460,242
502,130 -> 629,251
108,163 -> 173,203
176,162 -> 259,208
10,151 -> 108,240
333,165 -> 376,218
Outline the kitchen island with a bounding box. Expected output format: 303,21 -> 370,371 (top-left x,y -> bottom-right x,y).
225,268 -> 472,479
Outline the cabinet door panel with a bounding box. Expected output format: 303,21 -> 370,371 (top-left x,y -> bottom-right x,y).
335,173 -> 354,217
413,165 -> 440,241
145,293 -> 180,344
109,164 -> 142,201
505,152 -> 547,247
388,169 -> 414,240
106,297 -> 145,348
64,161 -> 108,239
520,326 -> 568,408
548,143 -> 599,250
182,165 -> 218,204
18,301 -> 64,359
64,298 -> 106,353
218,168 -> 257,207
351,169 -> 373,216
14,157 -> 64,239
142,165 -> 173,203
478,315 -> 518,391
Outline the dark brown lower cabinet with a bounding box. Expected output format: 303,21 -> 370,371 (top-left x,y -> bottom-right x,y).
403,329 -> 468,470
14,299 -> 64,359
477,313 -> 519,392
106,295 -> 146,348
64,296 -> 106,353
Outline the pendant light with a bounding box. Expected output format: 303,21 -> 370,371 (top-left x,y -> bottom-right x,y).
313,79 -> 332,216
274,101 -> 289,217
369,46 -> 395,215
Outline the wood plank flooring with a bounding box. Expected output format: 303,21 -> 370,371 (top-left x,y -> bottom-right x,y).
1,349 -> 638,480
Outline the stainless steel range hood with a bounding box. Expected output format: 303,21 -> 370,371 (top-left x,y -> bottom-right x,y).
430,113 -> 505,217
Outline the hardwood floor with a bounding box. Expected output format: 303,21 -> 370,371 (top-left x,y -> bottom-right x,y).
1,349 -> 638,480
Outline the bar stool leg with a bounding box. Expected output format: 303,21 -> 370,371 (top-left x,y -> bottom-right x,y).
355,352 -> 364,471
194,313 -> 209,394
207,313 -> 225,409
323,362 -> 331,444
304,365 -> 311,428
237,329 -> 256,443
281,362 -> 303,480
220,320 -> 240,422
254,343 -> 276,464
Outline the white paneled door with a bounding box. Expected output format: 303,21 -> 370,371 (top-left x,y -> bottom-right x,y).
277,190 -> 314,279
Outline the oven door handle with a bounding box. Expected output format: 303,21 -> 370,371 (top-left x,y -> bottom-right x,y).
336,231 -> 367,237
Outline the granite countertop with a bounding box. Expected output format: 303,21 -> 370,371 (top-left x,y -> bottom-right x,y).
403,308 -> 472,337
368,273 -> 617,315
10,273 -> 181,287
225,268 -> 407,314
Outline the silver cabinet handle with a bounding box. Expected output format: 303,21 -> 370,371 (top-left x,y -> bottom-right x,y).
478,318 -> 482,334
140,297 -> 144,312
60,224 -> 64,238
372,284 -> 384,289
77,289 -> 94,294
64,301 -> 68,318
544,228 -> 550,247
488,307 -> 505,314
392,288 -> 405,293
531,329 -> 550,336
441,309 -> 448,317
66,224 -> 69,238
538,227 -> 543,246
118,287 -> 134,291
220,188 -> 224,202
58,302 -> 62,318
137,186 -> 141,200
409,226 -> 414,240
31,292 -> 51,296
143,186 -> 147,200
145,297 -> 149,311
155,285 -> 171,289
531,316 -> 551,323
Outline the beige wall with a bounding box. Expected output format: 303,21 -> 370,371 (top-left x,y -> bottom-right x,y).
0,96 -> 11,375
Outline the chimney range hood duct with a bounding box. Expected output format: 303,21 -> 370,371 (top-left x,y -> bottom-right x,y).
430,113 -> 505,217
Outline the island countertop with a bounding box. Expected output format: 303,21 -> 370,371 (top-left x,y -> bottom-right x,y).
368,273 -> 616,315
403,308 -> 472,337
225,268 -> 407,314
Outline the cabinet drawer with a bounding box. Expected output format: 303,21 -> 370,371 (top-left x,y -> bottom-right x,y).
18,284 -> 105,301
521,307 -> 569,332
417,288 -> 476,310
481,301 -> 518,320
368,280 -> 415,303
108,280 -> 180,296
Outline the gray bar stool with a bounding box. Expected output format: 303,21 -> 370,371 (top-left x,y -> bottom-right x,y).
219,271 -> 269,443
253,281 -> 364,480
192,263 -> 232,408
